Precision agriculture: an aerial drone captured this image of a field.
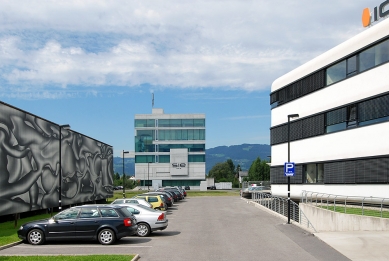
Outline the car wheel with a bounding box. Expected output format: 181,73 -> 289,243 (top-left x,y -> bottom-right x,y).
137,223 -> 151,237
27,229 -> 45,245
98,228 -> 116,245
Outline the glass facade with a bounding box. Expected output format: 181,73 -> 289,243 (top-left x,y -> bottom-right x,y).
158,129 -> 205,141
135,119 -> 155,127
271,37 -> 389,108
135,117 -> 206,152
326,38 -> 389,85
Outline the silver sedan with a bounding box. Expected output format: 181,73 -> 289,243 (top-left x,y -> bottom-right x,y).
116,203 -> 168,237
111,198 -> 153,208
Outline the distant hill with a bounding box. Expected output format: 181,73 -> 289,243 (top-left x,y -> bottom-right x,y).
113,157 -> 135,176
205,144 -> 270,173
113,143 -> 270,175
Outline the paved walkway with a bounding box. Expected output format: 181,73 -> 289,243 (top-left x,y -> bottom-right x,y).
247,198 -> 389,261
314,231 -> 389,261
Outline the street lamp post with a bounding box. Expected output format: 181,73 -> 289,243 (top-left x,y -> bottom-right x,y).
122,150 -> 129,198
287,114 -> 299,224
147,162 -> 151,191
58,124 -> 70,211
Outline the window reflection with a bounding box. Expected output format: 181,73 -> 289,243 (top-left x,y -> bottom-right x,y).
326,60 -> 346,85
303,163 -> 324,183
360,39 -> 389,72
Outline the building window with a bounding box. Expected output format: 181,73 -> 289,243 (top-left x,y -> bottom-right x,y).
326,107 -> 347,133
158,129 -> 205,141
303,163 -> 324,183
326,60 -> 346,85
135,119 -> 155,127
159,155 -> 170,163
347,104 -> 357,128
157,119 -> 205,128
135,130 -> 155,152
188,155 -> 205,162
135,155 -> 155,163
346,55 -> 357,76
272,37 -> 389,108
359,38 -> 389,72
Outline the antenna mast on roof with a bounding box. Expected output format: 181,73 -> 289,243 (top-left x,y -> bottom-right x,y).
152,92 -> 154,108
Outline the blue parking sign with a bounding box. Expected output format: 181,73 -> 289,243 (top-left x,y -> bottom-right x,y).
284,162 -> 295,176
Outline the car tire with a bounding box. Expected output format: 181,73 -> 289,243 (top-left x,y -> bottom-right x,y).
27,229 -> 45,245
98,228 -> 116,245
137,223 -> 151,237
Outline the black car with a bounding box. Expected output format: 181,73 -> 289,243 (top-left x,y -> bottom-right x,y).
18,205 -> 138,245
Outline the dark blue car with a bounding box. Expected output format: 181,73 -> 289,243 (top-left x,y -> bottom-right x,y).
18,205 -> 138,245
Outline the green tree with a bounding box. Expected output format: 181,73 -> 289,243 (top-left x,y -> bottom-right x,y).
247,157 -> 270,181
208,161 -> 235,182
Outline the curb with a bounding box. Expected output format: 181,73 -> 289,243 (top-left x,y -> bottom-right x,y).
0,241 -> 23,251
131,254 -> 140,261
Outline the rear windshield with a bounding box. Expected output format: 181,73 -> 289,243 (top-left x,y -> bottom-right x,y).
119,207 -> 134,217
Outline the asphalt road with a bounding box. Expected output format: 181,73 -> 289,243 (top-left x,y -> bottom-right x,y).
0,196 -> 350,261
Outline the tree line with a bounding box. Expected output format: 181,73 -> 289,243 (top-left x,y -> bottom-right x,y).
207,157 -> 270,187
113,173 -> 138,189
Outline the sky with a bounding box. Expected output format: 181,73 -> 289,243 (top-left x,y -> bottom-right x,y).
0,0 -> 377,157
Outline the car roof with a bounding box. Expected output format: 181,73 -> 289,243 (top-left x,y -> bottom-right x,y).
78,204 -> 124,209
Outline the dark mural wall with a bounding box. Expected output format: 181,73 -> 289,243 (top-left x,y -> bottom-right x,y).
0,102 -> 113,216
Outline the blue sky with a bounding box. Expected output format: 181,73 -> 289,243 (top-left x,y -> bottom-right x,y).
0,0 -> 375,157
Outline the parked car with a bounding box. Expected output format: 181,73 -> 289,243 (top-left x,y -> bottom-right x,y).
18,205 -> 138,245
135,195 -> 167,211
143,191 -> 173,207
111,198 -> 153,208
117,203 -> 168,237
157,188 -> 178,202
240,186 -> 269,198
185,186 -> 190,190
159,187 -> 184,200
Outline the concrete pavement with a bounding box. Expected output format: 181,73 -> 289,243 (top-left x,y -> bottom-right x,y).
314,231 -> 389,261
247,198 -> 389,261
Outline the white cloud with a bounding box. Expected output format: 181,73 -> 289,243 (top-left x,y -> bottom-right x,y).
0,0 -> 374,98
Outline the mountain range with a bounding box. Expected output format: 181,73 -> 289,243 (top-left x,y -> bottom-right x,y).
113,143 -> 270,176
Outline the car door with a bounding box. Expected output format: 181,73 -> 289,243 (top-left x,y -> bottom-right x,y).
47,208 -> 79,240
75,207 -> 101,239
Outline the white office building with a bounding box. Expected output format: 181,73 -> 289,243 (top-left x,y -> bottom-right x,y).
134,108 -> 206,189
269,18 -> 389,199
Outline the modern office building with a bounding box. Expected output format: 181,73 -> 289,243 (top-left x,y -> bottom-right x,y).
134,108 -> 206,189
269,17 -> 389,199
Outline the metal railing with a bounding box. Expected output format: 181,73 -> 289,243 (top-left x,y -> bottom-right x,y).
252,192 -> 316,232
301,191 -> 389,219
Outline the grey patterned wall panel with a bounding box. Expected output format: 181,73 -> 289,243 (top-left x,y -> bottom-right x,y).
0,102 -> 113,216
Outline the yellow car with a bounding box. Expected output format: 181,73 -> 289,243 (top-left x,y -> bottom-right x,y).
135,195 -> 167,211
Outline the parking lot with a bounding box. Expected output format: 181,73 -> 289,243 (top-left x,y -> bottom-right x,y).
0,196 -> 350,261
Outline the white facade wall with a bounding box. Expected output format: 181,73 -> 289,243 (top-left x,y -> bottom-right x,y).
270,19 -> 389,199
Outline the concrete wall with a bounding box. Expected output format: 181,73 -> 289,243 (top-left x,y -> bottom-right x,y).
300,203 -> 389,231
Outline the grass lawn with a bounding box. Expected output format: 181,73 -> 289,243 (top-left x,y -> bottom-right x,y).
110,189 -> 240,201
0,255 -> 135,261
320,205 -> 389,218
